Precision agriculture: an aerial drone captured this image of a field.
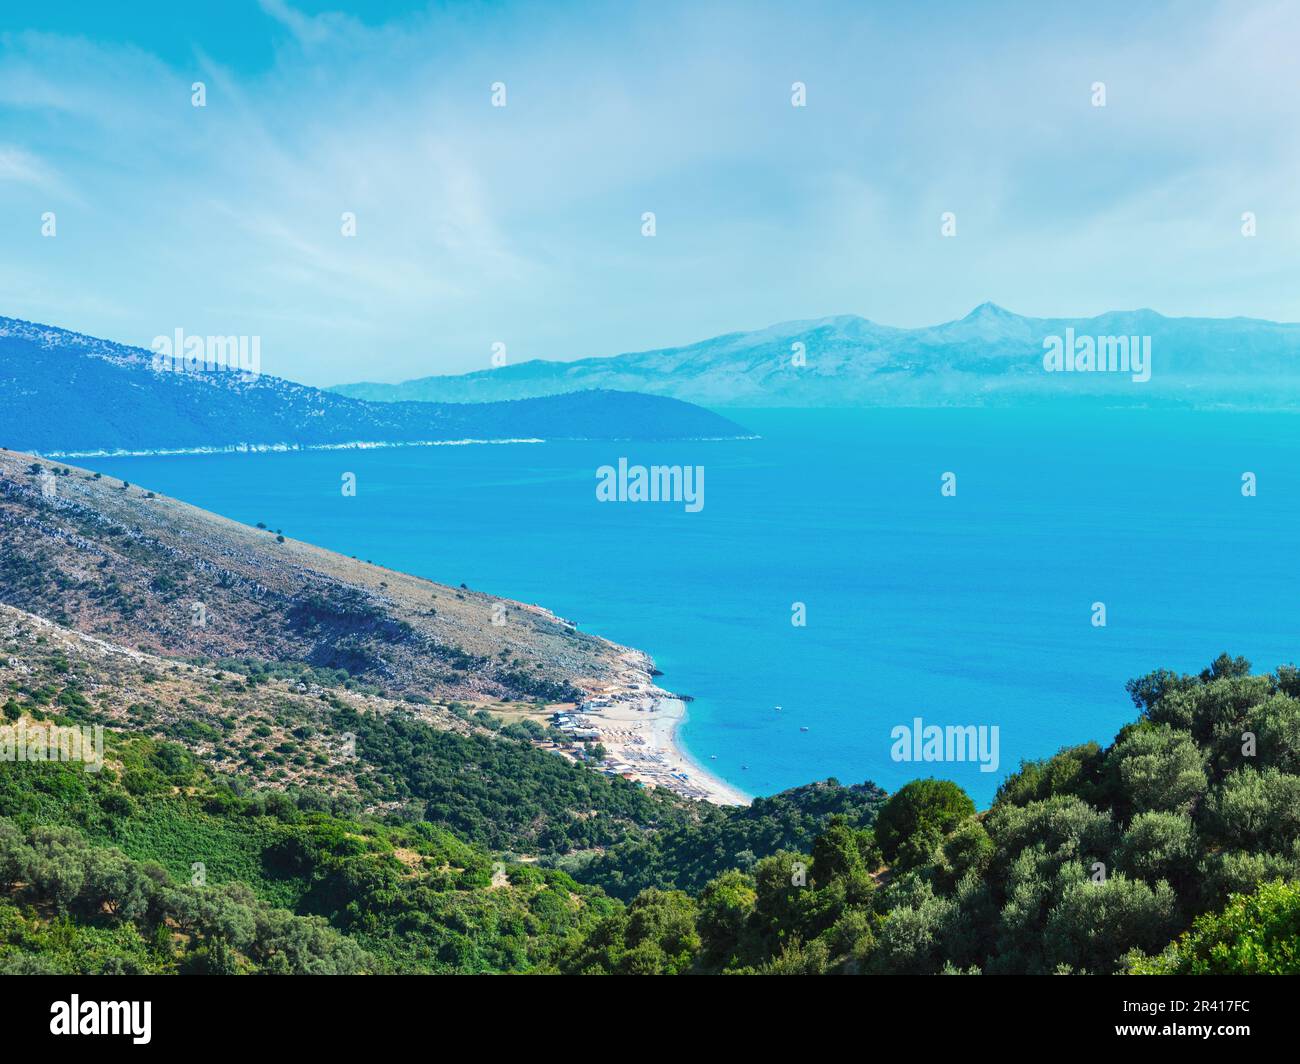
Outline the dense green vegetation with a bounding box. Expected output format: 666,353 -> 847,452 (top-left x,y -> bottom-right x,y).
331,703 -> 687,853
1130,879 -> 1300,974
3,652 -> 1298,974
553,654 -> 1300,974
564,780 -> 888,900
0,695 -> 885,972
0,736 -> 615,973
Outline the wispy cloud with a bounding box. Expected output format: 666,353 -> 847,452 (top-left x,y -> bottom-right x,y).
0,0 -> 1297,385
0,145 -> 56,187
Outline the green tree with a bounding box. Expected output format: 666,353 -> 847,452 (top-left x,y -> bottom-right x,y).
1204,766 -> 1300,853
1116,811 -> 1199,894
1104,724 -> 1207,816
696,870 -> 757,969
874,779 -> 975,870
810,816 -> 864,885
1130,879 -> 1300,974
1043,872 -> 1179,974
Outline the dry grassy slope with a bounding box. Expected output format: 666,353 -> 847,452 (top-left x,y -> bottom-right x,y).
0,448 -> 653,703
0,600 -> 486,795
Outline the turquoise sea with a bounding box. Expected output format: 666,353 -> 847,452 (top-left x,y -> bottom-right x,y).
90,408 -> 1300,806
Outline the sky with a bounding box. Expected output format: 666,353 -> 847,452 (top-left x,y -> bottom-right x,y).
2,0 -> 1298,386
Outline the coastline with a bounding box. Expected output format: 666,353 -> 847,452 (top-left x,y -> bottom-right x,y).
591,696 -> 750,806
651,696 -> 753,806
42,433 -> 759,460
570,653 -> 750,806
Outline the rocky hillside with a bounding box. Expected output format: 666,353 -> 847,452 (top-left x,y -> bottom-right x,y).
0,448 -> 653,706
0,600 -> 480,797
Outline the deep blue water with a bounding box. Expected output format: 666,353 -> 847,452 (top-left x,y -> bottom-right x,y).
89,408 -> 1300,806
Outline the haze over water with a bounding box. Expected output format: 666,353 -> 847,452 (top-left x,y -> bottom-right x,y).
92,407 -> 1300,805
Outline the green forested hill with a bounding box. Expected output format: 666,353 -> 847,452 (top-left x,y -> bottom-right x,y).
3,630 -> 1297,973
550,654 -> 1300,975
0,733 -> 625,974
0,722 -> 887,974
565,780 -> 888,901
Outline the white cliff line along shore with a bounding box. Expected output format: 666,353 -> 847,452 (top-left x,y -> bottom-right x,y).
39,438 -> 548,458
42,434 -> 760,459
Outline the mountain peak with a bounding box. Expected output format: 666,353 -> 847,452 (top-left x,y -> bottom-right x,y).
962,301 -> 1017,321
316,304 -> 1300,411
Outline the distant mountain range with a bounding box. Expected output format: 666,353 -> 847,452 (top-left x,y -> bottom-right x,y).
0,316 -> 746,456
331,303 -> 1300,409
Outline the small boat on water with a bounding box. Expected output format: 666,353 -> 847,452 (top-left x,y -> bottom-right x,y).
800,726 -> 809,732
774,705 -> 782,711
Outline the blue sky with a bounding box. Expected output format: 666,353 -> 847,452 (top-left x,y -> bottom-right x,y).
2,0 -> 1298,385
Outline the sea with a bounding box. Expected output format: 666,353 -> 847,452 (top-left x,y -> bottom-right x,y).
88,407 -> 1300,806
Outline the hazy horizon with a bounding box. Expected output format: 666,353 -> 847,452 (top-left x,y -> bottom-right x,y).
13,299 -> 1300,393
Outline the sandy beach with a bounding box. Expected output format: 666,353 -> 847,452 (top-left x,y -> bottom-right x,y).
591,694 -> 750,806
534,648 -> 750,806
499,646 -> 749,806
